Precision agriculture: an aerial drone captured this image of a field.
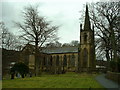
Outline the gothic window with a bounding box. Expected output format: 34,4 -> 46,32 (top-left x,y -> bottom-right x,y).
50,56 -> 52,66
56,55 -> 59,66
71,54 -> 75,67
63,55 -> 67,67
83,48 -> 88,67
43,57 -> 46,66
84,33 -> 87,43
68,55 -> 71,67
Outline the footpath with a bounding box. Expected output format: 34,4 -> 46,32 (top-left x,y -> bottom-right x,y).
95,74 -> 120,90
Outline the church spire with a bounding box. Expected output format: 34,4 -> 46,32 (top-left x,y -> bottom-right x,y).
84,4 -> 91,30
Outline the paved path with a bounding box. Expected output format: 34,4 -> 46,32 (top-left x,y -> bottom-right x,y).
95,74 -> 120,90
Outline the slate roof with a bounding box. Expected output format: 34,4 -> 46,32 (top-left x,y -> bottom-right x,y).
41,46 -> 78,54
22,44 -> 79,54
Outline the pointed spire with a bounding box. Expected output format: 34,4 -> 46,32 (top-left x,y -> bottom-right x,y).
84,4 -> 91,30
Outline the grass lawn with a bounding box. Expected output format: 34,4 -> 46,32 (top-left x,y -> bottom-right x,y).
2,72 -> 104,88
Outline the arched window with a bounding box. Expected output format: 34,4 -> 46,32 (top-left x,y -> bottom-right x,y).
71,54 -> 75,67
68,55 -> 71,67
63,55 -> 67,67
43,57 -> 46,66
84,33 -> 87,43
56,55 -> 59,66
83,48 -> 88,67
50,56 -> 52,66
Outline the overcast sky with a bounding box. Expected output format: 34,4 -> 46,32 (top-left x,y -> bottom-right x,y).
1,0 -> 100,44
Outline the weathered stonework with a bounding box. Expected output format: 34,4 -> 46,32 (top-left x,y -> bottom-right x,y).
79,5 -> 95,72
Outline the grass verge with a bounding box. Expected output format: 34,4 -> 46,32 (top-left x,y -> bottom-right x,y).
2,72 -> 105,88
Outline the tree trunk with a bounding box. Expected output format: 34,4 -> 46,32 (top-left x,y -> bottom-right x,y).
22,74 -> 24,78
105,49 -> 110,71
110,25 -> 118,72
110,50 -> 113,61
11,73 -> 14,79
35,38 -> 41,76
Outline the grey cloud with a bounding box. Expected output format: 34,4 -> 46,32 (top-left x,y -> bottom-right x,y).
1,1 -> 86,43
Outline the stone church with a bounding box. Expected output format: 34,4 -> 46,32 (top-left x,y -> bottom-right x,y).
21,5 -> 95,74
79,5 -> 95,72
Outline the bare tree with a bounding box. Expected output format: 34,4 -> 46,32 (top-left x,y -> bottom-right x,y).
45,41 -> 62,48
95,38 -> 106,60
89,2 -> 120,70
0,22 -> 8,49
62,43 -> 71,47
0,22 -> 20,50
70,40 -> 79,46
15,5 -> 59,76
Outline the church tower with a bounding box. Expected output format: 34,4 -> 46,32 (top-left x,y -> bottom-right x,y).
79,5 -> 95,72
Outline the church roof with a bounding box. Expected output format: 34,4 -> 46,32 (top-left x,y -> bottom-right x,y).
41,46 -> 78,54
22,44 -> 78,54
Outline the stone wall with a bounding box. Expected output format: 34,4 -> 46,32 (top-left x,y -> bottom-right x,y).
106,71 -> 120,85
50,52 -> 78,72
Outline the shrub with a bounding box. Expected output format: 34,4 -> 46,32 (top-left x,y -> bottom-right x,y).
110,59 -> 120,73
10,62 -> 29,78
